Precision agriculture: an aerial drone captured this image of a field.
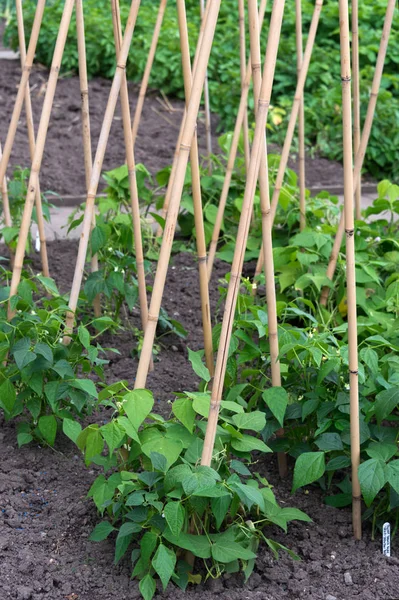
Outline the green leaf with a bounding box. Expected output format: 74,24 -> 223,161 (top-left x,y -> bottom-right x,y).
230,482 -> 265,511
360,347 -> 379,374
366,442 -> 397,462
231,435 -> 272,454
140,531 -> 158,565
190,392 -> 211,418
211,539 -> 257,563
163,501 -> 185,537
152,544 -> 176,590
211,495 -> 231,529
62,418 -> 82,443
326,455 -> 351,471
262,387 -> 288,428
162,530 -> 211,558
0,379 -> 16,413
114,523 -> 141,564
374,387 -> 399,425
188,348 -> 211,382
139,574 -> 156,600
38,415 -> 57,446
232,411 -> 266,432
89,521 -> 115,542
315,433 -> 344,452
386,460 -> 399,496
172,397 -> 196,433
358,458 -> 387,506
78,325 -> 91,350
141,437 -> 183,469
292,452 -> 325,493
69,379 -> 98,398
182,466 -> 221,496
100,421 -> 125,454
124,389 -> 154,430
17,432 -> 33,447
91,225 -> 107,255
35,342 -> 53,364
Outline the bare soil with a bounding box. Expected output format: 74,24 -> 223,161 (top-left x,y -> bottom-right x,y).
0,243 -> 398,600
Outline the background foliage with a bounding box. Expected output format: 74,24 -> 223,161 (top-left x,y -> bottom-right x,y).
4,0 -> 399,179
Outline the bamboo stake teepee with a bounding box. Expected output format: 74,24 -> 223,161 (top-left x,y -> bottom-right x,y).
296,0 -> 306,231
200,0 -> 213,175
15,0 -> 49,278
75,0 -> 101,317
253,0 -> 323,282
320,0 -> 396,307
248,0 -> 287,477
7,0 -> 75,321
338,0 -> 361,540
352,0 -> 361,221
110,0 -> 153,370
201,0 -> 286,468
64,0 -> 142,338
0,0 -> 45,263
131,0 -> 168,148
134,0 -> 222,389
238,0 -> 250,172
176,0 -> 214,375
206,0 -> 267,281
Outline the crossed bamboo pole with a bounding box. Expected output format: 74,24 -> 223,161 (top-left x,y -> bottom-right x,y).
64,0 -> 142,338
201,0 -> 286,467
0,0 -> 46,283
206,0 -> 267,281
200,0 -> 213,175
176,0 -> 214,375
156,0 -> 214,236
15,0 -> 50,277
7,0 -> 75,320
320,0 -> 396,307
352,0 -> 361,220
134,0 -> 222,389
111,0 -> 153,370
338,0 -> 361,540
0,141 -> 12,262
131,0 -> 168,148
238,0 -> 250,172
75,0 -> 101,317
248,0 -> 286,477
296,0 -> 306,231
253,0 -> 323,282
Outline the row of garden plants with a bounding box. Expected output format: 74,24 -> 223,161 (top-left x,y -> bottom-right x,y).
1,144 -> 399,597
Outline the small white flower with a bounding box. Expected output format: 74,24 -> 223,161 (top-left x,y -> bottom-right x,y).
114,266 -> 118,272
375,236 -> 381,242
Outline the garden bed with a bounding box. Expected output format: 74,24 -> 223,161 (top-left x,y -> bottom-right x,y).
1,242 -> 399,600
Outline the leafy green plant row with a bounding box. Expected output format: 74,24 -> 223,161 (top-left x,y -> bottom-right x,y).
4,0 -> 399,178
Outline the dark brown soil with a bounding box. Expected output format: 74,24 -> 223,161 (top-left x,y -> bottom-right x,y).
1,242 -> 399,600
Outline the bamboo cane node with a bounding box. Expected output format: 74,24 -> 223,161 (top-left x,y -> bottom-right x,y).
128,168 -> 136,176
258,99 -> 270,108
349,369 -> 359,375
370,91 -> 378,98
116,62 -> 126,71
197,255 -> 207,264
252,62 -> 262,73
80,89 -> 89,97
341,75 -> 351,82
147,314 -> 159,323
345,228 -> 355,237
179,142 -> 191,151
87,193 -> 96,200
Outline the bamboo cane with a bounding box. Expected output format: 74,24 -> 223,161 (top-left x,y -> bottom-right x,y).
201,0 -> 286,468
352,0 -> 361,220
111,0 -> 153,371
15,0 -> 49,277
253,0 -> 323,282
338,0 -> 361,540
238,0 -> 250,173
200,0 -> 213,175
64,0 -> 142,339
0,141 -> 13,265
296,0 -> 306,231
131,0 -> 168,148
0,0 -> 45,204
75,0 -> 101,317
206,0 -> 267,281
248,0 -> 287,477
134,0 -> 222,389
177,0 -> 214,376
7,0 -> 75,321
155,0 -> 214,237
320,0 -> 396,307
